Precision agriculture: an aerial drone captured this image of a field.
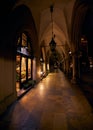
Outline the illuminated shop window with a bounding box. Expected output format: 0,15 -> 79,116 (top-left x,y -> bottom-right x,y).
16,55 -> 21,92
21,57 -> 26,82
16,32 -> 32,93
16,55 -> 21,81
22,33 -> 27,47
28,58 -> 31,79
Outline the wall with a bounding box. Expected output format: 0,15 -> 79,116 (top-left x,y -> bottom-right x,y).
0,3 -> 40,115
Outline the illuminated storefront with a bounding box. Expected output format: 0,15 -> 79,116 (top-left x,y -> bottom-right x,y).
16,33 -> 33,93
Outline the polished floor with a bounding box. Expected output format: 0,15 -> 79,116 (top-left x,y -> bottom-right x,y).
0,70 -> 93,130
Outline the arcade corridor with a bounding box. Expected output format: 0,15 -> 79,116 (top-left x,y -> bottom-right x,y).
1,1 -> 93,128
0,70 -> 93,130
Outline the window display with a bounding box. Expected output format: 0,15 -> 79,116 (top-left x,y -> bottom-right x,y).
28,58 -> 31,79
21,57 -> 26,82
16,55 -> 21,92
16,32 -> 32,94
16,55 -> 21,81
22,33 -> 27,47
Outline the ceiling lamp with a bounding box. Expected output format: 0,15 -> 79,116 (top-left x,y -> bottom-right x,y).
49,5 -> 56,52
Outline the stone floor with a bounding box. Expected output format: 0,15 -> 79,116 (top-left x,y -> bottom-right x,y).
0,70 -> 93,130
80,71 -> 93,108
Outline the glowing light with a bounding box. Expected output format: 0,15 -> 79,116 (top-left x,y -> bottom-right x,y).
40,71 -> 43,75
47,64 -> 49,70
69,51 -> 71,54
81,37 -> 84,41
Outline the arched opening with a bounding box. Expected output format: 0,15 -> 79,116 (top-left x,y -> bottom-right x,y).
16,32 -> 34,96
81,6 -> 93,72
8,4 -> 38,97
70,0 -> 93,82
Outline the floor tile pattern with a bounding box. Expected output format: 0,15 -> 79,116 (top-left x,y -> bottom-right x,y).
0,70 -> 93,130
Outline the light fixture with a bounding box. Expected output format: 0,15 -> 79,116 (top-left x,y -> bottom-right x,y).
40,57 -> 44,63
49,4 -> 56,52
69,51 -> 72,55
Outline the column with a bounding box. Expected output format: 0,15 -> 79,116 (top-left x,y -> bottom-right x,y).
71,52 -> 80,84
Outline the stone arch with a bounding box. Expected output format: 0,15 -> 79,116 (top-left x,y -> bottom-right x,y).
7,4 -> 38,57
70,0 -> 93,82
70,0 -> 91,52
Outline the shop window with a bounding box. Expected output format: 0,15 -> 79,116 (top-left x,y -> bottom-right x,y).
28,58 -> 31,79
16,55 -> 21,81
22,33 -> 27,47
16,55 -> 21,92
21,57 -> 26,82
16,32 -> 33,95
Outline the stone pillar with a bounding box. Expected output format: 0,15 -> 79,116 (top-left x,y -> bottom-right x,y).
71,53 -> 80,84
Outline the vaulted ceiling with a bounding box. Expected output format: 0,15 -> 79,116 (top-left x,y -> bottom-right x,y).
14,0 -> 75,57
1,0 -> 93,57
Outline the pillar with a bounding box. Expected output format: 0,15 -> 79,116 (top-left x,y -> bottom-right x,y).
71,53 -> 80,84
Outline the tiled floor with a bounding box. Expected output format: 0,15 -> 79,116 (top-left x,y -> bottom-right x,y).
0,70 -> 93,130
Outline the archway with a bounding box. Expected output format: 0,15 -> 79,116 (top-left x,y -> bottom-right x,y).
70,0 -> 93,82
7,4 -> 38,96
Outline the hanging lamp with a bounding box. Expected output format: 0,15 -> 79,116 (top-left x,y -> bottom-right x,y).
49,5 -> 56,52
